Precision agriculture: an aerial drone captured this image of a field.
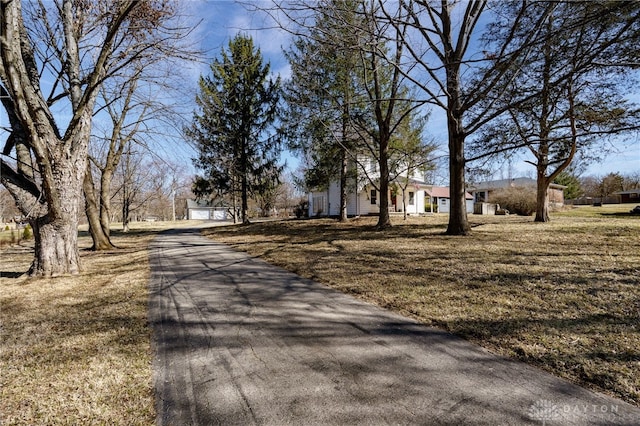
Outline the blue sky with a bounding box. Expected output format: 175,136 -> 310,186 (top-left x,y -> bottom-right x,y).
181,0 -> 639,182
1,0 -> 637,185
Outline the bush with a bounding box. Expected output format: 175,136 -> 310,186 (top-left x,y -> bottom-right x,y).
490,186 -> 536,216
22,224 -> 32,240
425,203 -> 438,213
294,200 -> 309,218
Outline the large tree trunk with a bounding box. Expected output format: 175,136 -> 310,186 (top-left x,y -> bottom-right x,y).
241,135 -> 250,224
445,48 -> 471,236
29,160 -> 85,276
447,137 -> 470,236
241,171 -> 250,225
377,172 -> 391,228
535,174 -> 551,223
232,188 -> 239,224
445,101 -> 471,234
83,162 -> 116,250
122,197 -> 131,232
241,183 -> 250,225
376,133 -> 391,229
1,0 -> 142,276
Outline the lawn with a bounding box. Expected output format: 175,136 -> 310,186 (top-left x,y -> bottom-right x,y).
0,223 -> 179,425
1,207 -> 637,423
0,225 -> 31,249
203,205 -> 640,406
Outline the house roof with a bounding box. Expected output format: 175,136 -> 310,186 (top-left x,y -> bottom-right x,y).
186,199 -> 207,209
404,178 -> 431,188
426,186 -> 473,200
186,199 -> 230,209
613,189 -> 640,195
468,177 -> 566,191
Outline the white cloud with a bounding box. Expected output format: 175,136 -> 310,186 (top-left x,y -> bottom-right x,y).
225,4 -> 290,59
182,0 -> 290,79
272,62 -> 291,80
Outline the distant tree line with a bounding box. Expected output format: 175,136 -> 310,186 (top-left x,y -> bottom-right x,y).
570,171 -> 640,201
2,0 -> 640,276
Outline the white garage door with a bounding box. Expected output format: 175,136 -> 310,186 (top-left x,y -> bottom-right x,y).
190,209 -> 210,220
212,209 -> 227,220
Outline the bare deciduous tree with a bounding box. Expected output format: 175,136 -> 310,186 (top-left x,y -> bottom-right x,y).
276,1 -> 426,228
467,1 -> 640,222
381,0 -> 556,234
0,0 -> 191,274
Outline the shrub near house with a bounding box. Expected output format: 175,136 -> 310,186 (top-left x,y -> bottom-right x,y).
490,186 -> 537,216
469,177 -> 566,215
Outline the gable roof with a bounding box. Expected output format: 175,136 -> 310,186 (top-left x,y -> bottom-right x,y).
186,199 -> 231,209
402,178 -> 431,188
186,199 -> 208,209
613,189 -> 640,195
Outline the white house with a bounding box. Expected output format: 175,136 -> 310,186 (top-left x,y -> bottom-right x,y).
308,157 -> 457,217
309,179 -> 432,217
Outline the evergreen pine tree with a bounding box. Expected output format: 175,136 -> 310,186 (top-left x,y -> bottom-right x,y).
187,34 -> 281,224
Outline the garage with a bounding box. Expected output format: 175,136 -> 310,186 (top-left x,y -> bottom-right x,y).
186,199 -> 229,220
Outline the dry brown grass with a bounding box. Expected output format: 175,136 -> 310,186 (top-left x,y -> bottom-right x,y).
0,225 -> 164,425
204,208 -> 640,405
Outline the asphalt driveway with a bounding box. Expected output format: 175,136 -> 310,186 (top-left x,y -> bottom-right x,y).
149,226 -> 640,425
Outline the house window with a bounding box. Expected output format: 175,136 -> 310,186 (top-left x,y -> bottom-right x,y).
370,189 -> 377,205
409,191 -> 415,205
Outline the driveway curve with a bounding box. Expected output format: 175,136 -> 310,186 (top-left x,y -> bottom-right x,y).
149,226 -> 640,425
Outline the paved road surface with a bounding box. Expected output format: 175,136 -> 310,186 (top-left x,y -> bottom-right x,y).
149,226 -> 640,425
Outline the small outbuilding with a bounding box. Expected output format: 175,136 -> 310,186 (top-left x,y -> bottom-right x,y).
425,186 -> 474,214
613,189 -> 640,204
185,199 -> 229,220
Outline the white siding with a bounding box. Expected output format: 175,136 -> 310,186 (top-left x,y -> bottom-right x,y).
189,209 -> 210,220
368,188 -> 380,215
466,199 -> 474,213
400,189 -> 426,214
308,182 -> 344,217
438,197 -> 450,213
212,208 -> 227,220
347,187 -> 379,216
328,181 -> 341,216
309,191 -> 328,217
356,191 -> 370,215
435,198 -> 473,214
347,190 -> 359,216
416,190 -> 426,213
